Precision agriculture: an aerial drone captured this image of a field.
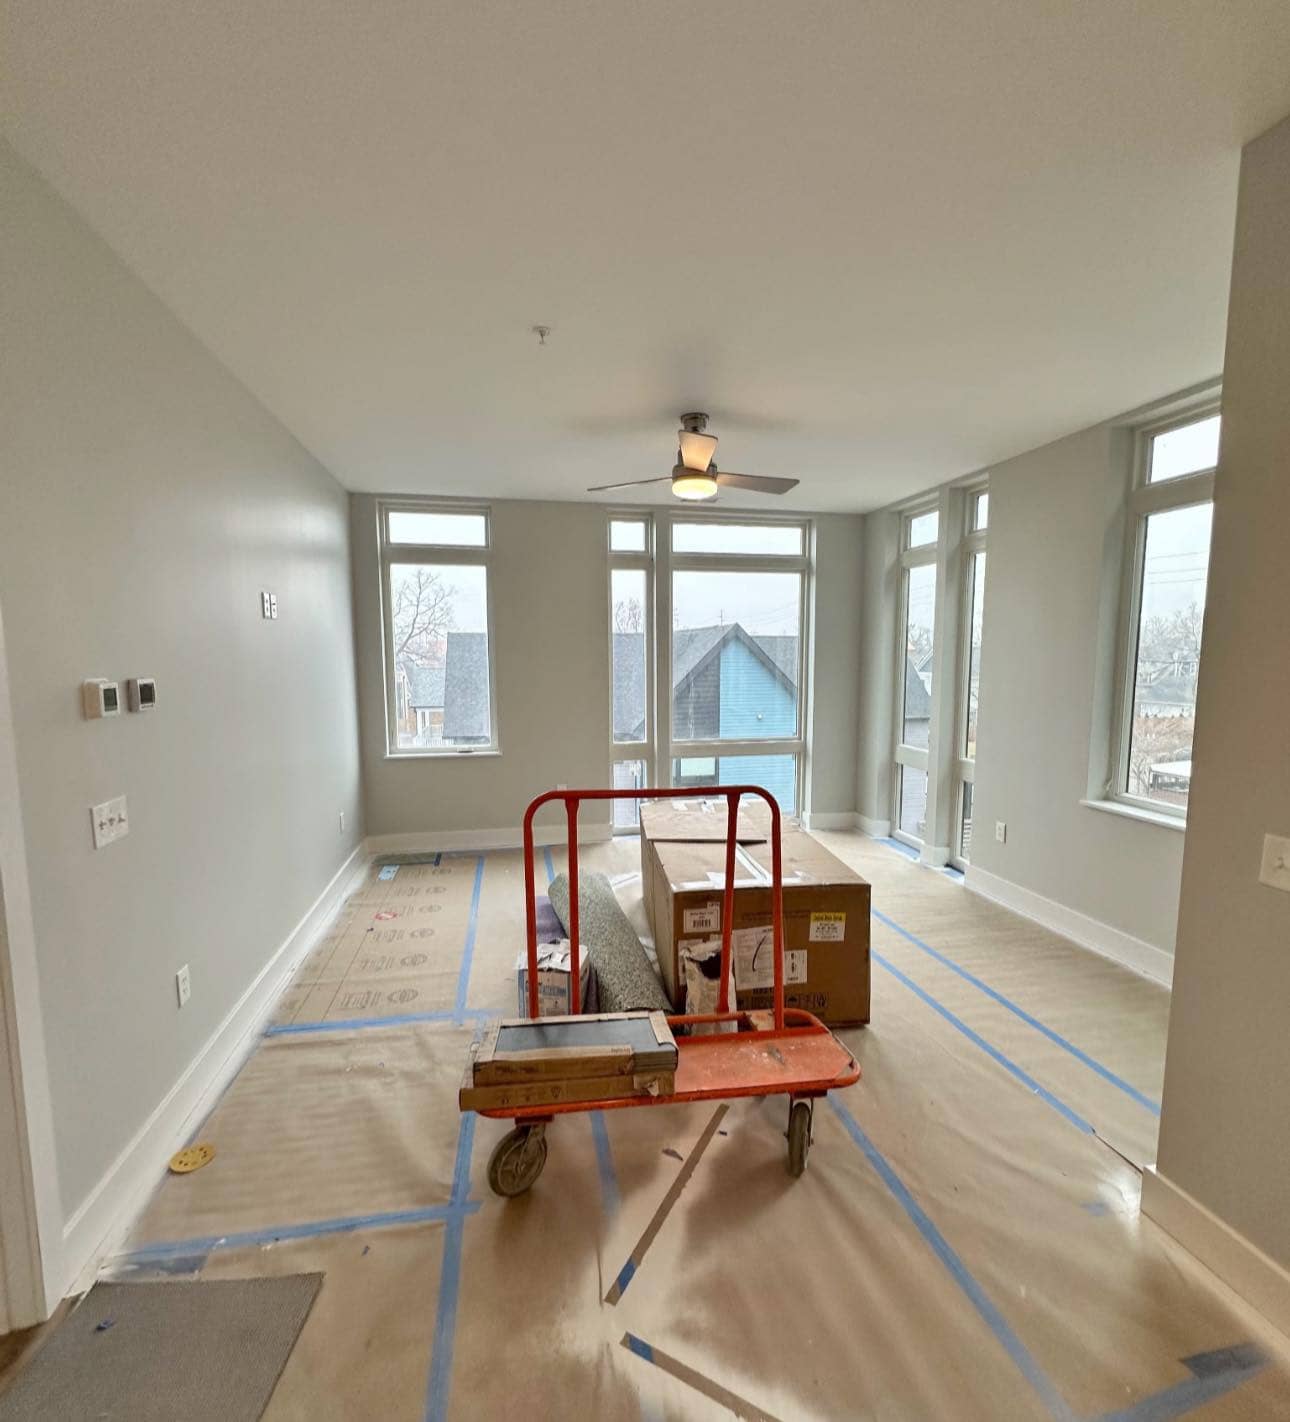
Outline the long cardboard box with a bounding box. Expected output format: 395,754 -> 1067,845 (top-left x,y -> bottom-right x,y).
640,800 -> 871,1026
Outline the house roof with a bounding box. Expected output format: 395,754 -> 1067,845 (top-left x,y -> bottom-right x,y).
442,632 -> 491,739
405,663 -> 445,709
904,656 -> 931,720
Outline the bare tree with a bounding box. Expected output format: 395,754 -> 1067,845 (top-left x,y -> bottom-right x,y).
613,596 -> 644,633
1127,714 -> 1194,797
392,567 -> 455,667
1138,603 -> 1204,672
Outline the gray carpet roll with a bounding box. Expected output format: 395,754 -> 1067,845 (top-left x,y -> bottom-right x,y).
548,871 -> 672,1014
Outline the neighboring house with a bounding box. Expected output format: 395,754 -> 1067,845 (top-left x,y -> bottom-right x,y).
395,631 -> 490,747
1134,667 -> 1198,719
613,624 -> 799,810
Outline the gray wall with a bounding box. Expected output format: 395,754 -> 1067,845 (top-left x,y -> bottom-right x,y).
855,510 -> 898,828
0,143 -> 363,1218
354,496 -> 864,838
969,425 -> 1186,953
1155,113 -> 1290,1266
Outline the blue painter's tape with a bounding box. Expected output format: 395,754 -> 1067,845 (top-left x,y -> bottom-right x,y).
880,836 -> 921,862
424,1112 -> 477,1422
265,1008 -> 493,1037
378,864 -> 400,881
453,856 -> 486,1022
614,1257 -> 638,1296
873,908 -> 1161,1116
1095,1344 -> 1265,1422
591,1113 -> 621,1218
829,1097 -> 1075,1422
121,1201 -> 477,1264
873,950 -> 1096,1135
434,852 -> 442,867
623,1332 -> 655,1364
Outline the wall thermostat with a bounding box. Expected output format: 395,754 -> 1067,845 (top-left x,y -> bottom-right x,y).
82,678 -> 121,719
127,677 -> 157,712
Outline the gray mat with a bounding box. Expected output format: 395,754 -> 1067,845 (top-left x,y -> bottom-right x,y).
0,1275 -> 322,1422
549,871 -> 672,1013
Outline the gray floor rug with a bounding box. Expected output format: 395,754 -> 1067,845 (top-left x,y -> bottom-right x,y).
0,1274 -> 322,1421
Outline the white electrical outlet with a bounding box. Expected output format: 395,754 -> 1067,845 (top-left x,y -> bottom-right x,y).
261,590 -> 273,619
90,795 -> 130,849
1259,834 -> 1290,893
176,964 -> 191,1008
995,820 -> 1007,844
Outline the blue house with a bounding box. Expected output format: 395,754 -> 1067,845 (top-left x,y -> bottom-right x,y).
615,624 -> 799,811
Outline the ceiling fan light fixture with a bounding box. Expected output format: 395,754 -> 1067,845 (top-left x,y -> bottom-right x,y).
671,467 -> 719,501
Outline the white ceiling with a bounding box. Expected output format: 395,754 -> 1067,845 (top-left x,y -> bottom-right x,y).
5,3 -> 1290,512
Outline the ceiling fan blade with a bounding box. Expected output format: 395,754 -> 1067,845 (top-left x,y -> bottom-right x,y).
678,430 -> 718,472
714,471 -> 800,495
585,475 -> 674,493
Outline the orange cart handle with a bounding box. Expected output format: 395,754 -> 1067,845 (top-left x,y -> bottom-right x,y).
521,786 -> 785,1027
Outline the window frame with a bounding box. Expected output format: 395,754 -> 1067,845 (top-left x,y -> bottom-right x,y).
379,499 -> 500,758
665,510 -> 811,816
950,484 -> 988,868
608,514 -> 656,830
891,502 -> 940,847
1107,402 -> 1219,819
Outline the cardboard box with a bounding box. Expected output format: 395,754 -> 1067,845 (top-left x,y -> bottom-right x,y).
516,941 -> 595,1017
640,799 -> 870,1026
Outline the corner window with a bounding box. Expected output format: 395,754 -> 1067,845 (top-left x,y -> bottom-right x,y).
1112,409 -> 1218,814
609,516 -> 653,827
381,504 -> 497,755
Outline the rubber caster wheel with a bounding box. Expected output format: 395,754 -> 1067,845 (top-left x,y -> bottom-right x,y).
786,1101 -> 813,1177
488,1125 -> 548,1197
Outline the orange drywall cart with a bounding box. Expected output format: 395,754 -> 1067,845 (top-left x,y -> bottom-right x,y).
471,786 -> 861,1196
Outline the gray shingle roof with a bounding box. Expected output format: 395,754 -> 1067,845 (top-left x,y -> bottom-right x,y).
442,632 -> 491,740
904,656 -> 931,720
405,663 -> 445,709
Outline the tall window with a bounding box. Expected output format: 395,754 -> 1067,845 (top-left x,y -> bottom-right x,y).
609,517 -> 652,829
380,504 -> 497,754
894,508 -> 938,844
668,520 -> 807,814
1113,408 -> 1218,814
952,490 -> 988,865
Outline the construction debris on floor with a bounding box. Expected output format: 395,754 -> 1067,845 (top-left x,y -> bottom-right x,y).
91,831 -> 1290,1421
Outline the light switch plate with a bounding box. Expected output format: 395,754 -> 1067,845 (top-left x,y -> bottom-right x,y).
1259,834 -> 1290,893
176,964 -> 191,1008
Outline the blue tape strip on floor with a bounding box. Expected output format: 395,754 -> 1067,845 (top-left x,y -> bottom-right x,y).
872,908 -> 1161,1116
873,950 -> 1096,1136
453,855 -> 486,1022
119,1201 -> 478,1264
265,1008 -> 493,1037
424,1110 -> 477,1422
1095,1345 -> 1266,1422
829,1096 -> 1076,1422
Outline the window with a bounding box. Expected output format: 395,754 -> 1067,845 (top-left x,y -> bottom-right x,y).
1112,408 -> 1218,815
380,504 -> 496,755
609,516 -> 653,828
893,506 -> 939,847
951,489 -> 988,867
669,520 -> 807,815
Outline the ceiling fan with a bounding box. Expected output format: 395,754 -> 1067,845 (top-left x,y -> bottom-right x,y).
587,413 -> 800,502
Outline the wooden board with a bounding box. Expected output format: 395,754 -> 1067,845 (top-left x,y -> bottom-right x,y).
470,1010 -> 676,1086
459,1056 -> 675,1111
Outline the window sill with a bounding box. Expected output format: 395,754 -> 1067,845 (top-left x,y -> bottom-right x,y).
1079,798 -> 1186,832
384,749 -> 502,762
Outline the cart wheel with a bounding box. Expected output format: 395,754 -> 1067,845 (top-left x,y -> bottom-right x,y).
488,1125 -> 548,1197
786,1101 -> 813,1177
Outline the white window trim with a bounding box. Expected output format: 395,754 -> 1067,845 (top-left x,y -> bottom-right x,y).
1104,399 -> 1219,820
378,499 -> 500,758
891,501 -> 940,846
608,513 -> 655,831
949,483 -> 988,868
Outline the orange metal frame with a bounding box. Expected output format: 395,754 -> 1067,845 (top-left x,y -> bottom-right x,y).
473,786 -> 860,1123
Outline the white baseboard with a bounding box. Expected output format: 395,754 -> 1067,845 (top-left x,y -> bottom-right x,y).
365,822 -> 614,856
964,865 -> 1173,986
60,844 -> 368,1292
856,814 -> 891,838
802,811 -> 859,832
1142,1166 -> 1290,1343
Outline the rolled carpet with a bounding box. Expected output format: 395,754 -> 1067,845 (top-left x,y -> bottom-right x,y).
548,871 -> 672,1014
